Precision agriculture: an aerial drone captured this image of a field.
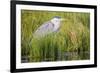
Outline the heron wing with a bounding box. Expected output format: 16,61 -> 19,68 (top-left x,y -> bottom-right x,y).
34,21 -> 54,36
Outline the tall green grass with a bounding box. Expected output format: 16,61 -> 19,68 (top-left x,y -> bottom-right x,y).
21,10 -> 90,62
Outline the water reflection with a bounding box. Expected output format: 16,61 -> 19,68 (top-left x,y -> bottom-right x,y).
21,51 -> 90,63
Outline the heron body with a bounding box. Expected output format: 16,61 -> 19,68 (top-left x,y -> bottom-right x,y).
33,16 -> 62,37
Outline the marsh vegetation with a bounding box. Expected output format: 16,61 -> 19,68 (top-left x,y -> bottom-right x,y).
21,10 -> 90,63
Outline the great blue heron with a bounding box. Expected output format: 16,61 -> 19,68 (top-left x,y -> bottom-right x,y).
33,16 -> 64,37
28,16 -> 65,61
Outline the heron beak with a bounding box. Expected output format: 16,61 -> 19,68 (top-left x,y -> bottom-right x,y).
61,18 -> 66,21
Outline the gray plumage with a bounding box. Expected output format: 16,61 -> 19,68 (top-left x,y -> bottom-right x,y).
33,16 -> 63,38
34,21 -> 55,37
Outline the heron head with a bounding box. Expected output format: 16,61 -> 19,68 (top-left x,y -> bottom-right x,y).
51,16 -> 64,25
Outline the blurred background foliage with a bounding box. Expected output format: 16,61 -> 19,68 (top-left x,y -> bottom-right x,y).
21,10 -> 90,62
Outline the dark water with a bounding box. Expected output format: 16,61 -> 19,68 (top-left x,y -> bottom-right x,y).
21,51 -> 90,63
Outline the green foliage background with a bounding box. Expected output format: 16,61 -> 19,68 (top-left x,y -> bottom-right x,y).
21,10 -> 90,62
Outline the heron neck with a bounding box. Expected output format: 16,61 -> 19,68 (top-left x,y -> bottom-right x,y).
51,22 -> 60,31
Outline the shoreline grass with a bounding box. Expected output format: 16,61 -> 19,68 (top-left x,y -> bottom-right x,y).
21,10 -> 90,63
